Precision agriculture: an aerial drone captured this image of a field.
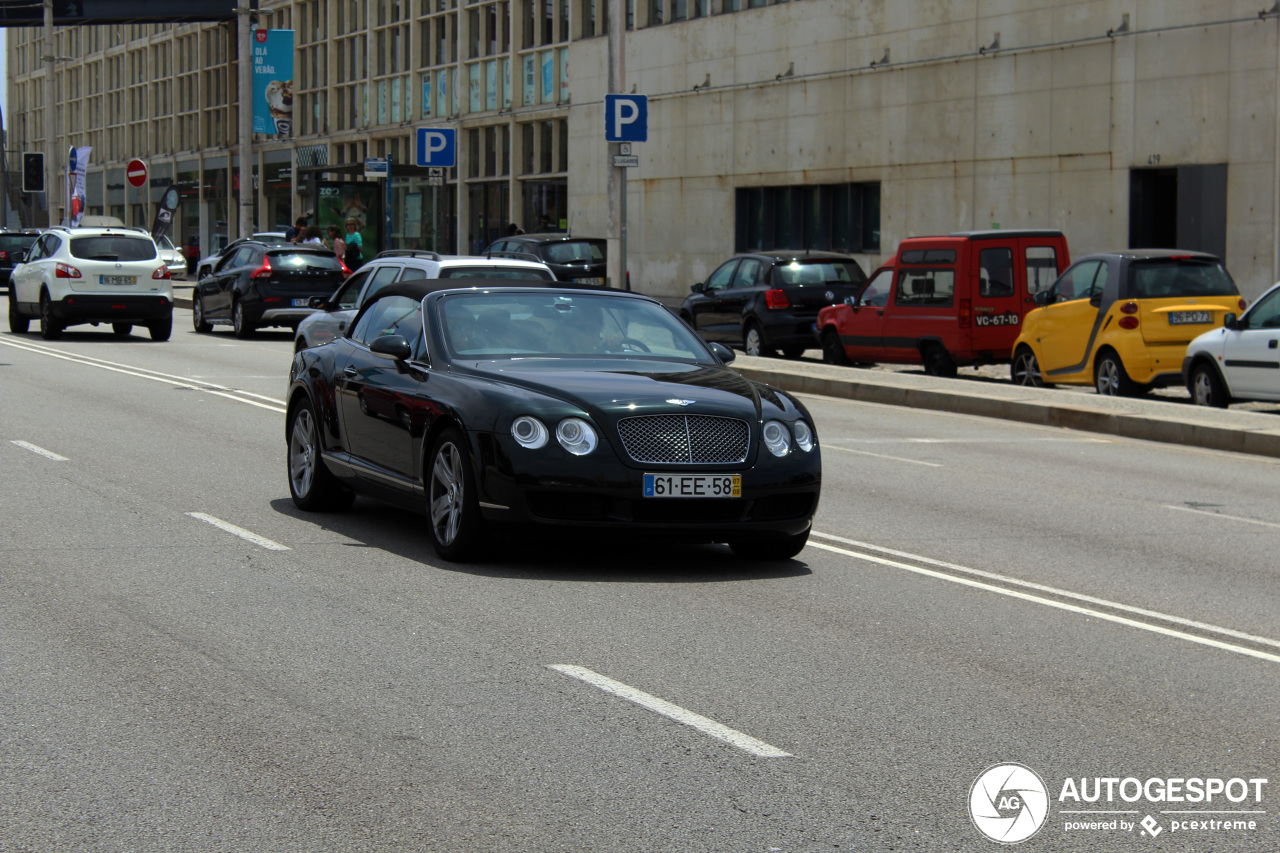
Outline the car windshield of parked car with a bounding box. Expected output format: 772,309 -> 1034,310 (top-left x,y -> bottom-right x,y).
441,292 -> 713,360
775,260 -> 867,286
1130,260 -> 1238,299
441,267 -> 554,280
542,240 -> 605,264
69,235 -> 157,261
268,250 -> 345,271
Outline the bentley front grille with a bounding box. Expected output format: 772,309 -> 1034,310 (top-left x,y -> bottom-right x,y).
616,414 -> 750,464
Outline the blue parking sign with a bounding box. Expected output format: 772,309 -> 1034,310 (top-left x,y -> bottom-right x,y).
416,127 -> 457,167
605,94 -> 648,142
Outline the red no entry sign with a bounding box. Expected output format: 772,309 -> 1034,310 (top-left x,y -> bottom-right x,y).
126,159 -> 148,188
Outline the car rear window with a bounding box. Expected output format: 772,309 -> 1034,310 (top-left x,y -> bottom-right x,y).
1129,260 -> 1238,299
0,235 -> 38,254
441,267 -> 554,280
774,260 -> 867,286
268,251 -> 344,271
542,240 -> 606,264
69,235 -> 157,261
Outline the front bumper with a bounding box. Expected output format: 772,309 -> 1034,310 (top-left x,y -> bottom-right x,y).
51,294 -> 172,324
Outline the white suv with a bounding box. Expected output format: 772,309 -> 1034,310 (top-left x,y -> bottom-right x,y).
293,251 -> 556,351
8,226 -> 174,341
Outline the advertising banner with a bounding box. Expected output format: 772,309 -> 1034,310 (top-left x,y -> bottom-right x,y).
252,29 -> 294,136
66,145 -> 91,227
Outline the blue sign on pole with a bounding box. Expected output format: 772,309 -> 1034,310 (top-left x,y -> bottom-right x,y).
416,128 -> 457,167
251,29 -> 295,136
605,94 -> 648,142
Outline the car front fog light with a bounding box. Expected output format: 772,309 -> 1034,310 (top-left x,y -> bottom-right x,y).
556,418 -> 598,455
763,420 -> 791,457
512,415 -> 549,449
793,420 -> 814,452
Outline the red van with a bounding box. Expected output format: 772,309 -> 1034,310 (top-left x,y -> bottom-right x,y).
815,230 -> 1071,375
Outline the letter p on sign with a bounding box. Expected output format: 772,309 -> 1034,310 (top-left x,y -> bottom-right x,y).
605,94 -> 648,142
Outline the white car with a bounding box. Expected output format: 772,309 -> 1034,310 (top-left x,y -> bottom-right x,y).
1183,281 -> 1280,406
157,235 -> 188,280
7,226 -> 174,341
293,252 -> 557,351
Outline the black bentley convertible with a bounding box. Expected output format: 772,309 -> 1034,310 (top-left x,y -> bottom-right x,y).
285,280 -> 822,561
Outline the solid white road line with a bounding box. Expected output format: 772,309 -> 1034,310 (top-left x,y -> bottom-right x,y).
808,537 -> 1280,665
548,664 -> 792,758
0,338 -> 287,413
185,512 -> 291,551
823,445 -> 943,467
1164,504 -> 1280,531
10,440 -> 69,461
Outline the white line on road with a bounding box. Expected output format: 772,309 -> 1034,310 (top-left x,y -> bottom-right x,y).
809,535 -> 1280,664
547,664 -> 792,757
823,445 -> 943,467
1163,504 -> 1280,531
185,512 -> 291,551
0,338 -> 287,413
10,440 -> 69,461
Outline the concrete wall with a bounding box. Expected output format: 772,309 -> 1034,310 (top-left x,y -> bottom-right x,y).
568,0 -> 1280,301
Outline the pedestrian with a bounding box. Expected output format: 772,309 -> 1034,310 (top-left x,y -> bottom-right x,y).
300,225 -> 325,245
343,218 -> 364,270
285,215 -> 307,242
328,224 -> 346,262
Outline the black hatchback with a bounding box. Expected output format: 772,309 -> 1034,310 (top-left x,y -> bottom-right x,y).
0,229 -> 42,290
484,233 -> 609,287
192,241 -> 348,338
680,250 -> 868,358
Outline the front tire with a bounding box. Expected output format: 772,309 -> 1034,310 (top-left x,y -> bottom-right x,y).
39,292 -> 62,340
8,291 -> 29,334
730,528 -> 810,561
1011,347 -> 1044,387
427,428 -> 485,562
1094,351 -> 1141,397
1191,362 -> 1230,408
192,296 -> 212,333
112,323 -> 133,337
287,399 -> 354,511
820,328 -> 849,365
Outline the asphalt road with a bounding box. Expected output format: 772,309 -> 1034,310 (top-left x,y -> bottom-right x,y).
1,314 -> 1276,852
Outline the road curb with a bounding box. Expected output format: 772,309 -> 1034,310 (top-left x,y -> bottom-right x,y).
731,363 -> 1280,460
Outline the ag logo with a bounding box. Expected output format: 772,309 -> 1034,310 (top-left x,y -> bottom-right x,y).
969,763 -> 1049,844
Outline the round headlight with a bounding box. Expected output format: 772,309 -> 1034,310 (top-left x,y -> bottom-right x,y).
762,420 -> 791,457
793,420 -> 814,452
556,418 -> 598,455
511,415 -> 549,449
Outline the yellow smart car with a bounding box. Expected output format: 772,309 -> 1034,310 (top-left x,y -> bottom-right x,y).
1011,250 -> 1246,395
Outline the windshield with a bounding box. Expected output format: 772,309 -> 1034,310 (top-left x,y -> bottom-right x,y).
542,240 -> 606,264
774,260 -> 867,286
69,236 -> 157,261
440,292 -> 713,360
1129,260 -> 1238,299
441,267 -> 554,280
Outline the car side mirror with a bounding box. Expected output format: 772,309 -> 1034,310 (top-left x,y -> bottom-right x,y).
1089,292 -> 1102,307
370,334 -> 412,361
308,295 -> 329,309
1223,312 -> 1238,330
709,342 -> 735,364
1033,290 -> 1050,306
690,282 -> 705,294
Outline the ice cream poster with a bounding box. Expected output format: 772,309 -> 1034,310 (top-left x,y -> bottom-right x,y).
252,29 -> 294,136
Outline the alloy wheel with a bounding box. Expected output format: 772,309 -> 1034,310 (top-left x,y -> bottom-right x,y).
429,441 -> 465,546
289,407 -> 317,498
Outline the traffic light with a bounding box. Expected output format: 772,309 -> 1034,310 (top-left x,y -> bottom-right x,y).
22,153 -> 45,193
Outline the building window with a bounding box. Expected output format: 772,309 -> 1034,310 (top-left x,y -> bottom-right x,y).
735,183 -> 881,254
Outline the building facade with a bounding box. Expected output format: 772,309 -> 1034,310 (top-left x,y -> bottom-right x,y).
7,0 -> 1280,300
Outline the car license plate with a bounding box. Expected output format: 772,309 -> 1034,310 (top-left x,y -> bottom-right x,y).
643,473 -> 741,498
974,312 -> 1020,327
98,275 -> 135,286
292,298 -> 310,307
1168,311 -> 1212,325
573,277 -> 604,286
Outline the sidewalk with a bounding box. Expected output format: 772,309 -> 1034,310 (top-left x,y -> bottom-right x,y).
730,354 -> 1280,459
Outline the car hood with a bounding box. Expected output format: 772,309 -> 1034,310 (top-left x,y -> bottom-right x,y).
455,358 -> 789,420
